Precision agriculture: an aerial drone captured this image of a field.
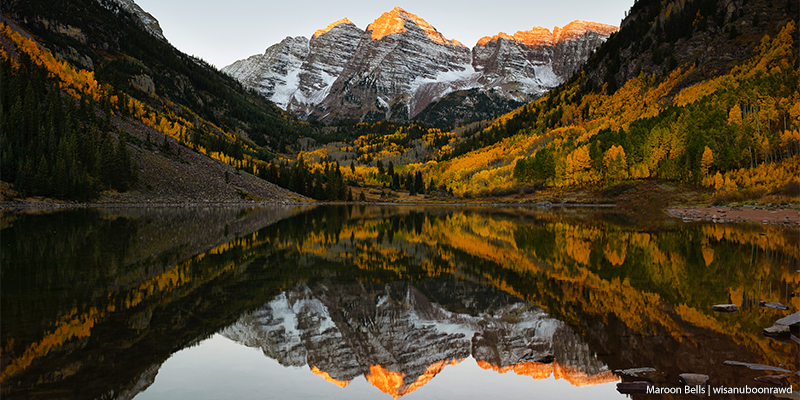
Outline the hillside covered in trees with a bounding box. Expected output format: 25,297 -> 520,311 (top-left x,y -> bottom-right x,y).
1,0 -> 355,202
292,0 -> 799,204
1,0 -> 798,206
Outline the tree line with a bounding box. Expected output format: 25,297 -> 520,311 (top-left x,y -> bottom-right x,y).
1,52 -> 138,199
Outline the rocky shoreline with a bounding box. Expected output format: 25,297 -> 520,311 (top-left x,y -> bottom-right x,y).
4,198 -> 800,229
667,206 -> 800,227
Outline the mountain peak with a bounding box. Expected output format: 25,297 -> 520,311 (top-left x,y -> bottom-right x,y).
476,20 -> 618,47
312,17 -> 355,38
366,7 -> 463,47
553,20 -> 619,43
111,0 -> 166,41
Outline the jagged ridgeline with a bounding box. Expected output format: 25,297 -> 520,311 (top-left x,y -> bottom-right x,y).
431,0 -> 799,199
0,0 -> 320,200
2,0 -> 798,203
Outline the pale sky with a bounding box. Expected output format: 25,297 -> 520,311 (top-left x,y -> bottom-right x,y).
135,0 -> 634,69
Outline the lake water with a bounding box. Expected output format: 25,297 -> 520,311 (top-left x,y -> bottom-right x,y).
1,205 -> 798,399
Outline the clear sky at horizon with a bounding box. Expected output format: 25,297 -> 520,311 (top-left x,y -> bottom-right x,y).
135,0 -> 635,69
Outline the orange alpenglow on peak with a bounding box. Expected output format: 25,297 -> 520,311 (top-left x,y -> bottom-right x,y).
554,20 -> 619,42
476,20 -> 618,47
365,364 -> 406,399
313,17 -> 355,38
364,360 -> 461,398
310,365 -> 351,388
476,359 -> 620,387
367,7 -> 464,47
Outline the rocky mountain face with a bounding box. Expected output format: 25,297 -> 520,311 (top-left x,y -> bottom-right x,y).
108,0 -> 166,41
473,20 -> 620,98
222,8 -> 617,124
221,280 -> 617,396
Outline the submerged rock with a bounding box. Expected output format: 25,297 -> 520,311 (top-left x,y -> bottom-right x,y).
616,381 -> 652,394
759,301 -> 790,310
712,304 -> 738,312
615,367 -> 668,382
724,360 -> 795,374
755,374 -> 791,387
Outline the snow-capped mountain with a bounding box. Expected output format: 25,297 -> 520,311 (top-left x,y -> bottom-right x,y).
221,281 -> 617,396
222,8 -> 617,123
473,20 -> 619,101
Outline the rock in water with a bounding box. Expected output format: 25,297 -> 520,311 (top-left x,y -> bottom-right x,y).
616,381 -> 652,394
754,374 -> 790,387
763,324 -> 790,337
759,301 -> 790,310
775,311 -> 800,326
615,367 -> 667,382
724,360 -> 795,374
712,304 -> 738,312
680,373 -> 709,386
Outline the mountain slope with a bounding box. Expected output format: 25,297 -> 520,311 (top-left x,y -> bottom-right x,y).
0,0 -> 314,202
425,0 -> 799,200
223,8 -> 617,125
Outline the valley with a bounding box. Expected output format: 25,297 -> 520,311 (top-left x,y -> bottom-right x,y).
0,0 -> 798,214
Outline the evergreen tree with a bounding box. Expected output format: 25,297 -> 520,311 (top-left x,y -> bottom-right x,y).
414,171 -> 424,195
376,159 -> 384,175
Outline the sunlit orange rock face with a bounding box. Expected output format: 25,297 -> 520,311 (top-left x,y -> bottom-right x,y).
313,18 -> 355,39
364,361 -> 459,398
311,366 -> 351,388
312,358 -> 617,397
555,20 -> 620,43
476,359 -> 619,387
477,20 -> 618,48
367,6 -> 463,47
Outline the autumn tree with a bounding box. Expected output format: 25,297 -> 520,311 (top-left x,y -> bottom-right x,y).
700,146 -> 714,175
603,145 -> 628,185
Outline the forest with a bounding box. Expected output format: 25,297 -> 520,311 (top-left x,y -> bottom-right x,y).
1,0 -> 798,204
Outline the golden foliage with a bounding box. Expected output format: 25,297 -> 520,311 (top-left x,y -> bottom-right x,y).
700,146 -> 714,175
1,24 -> 99,100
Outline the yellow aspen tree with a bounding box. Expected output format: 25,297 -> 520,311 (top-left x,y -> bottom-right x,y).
569,146 -> 592,172
603,145 -> 628,184
700,146 -> 714,175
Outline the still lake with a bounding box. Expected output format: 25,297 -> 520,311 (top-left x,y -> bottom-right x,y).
1,205 -> 798,399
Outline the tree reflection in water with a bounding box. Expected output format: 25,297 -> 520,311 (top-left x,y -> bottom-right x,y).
1,205 -> 797,399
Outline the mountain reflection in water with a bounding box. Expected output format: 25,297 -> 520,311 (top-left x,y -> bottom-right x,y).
221,280 -> 616,398
0,205 -> 797,399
